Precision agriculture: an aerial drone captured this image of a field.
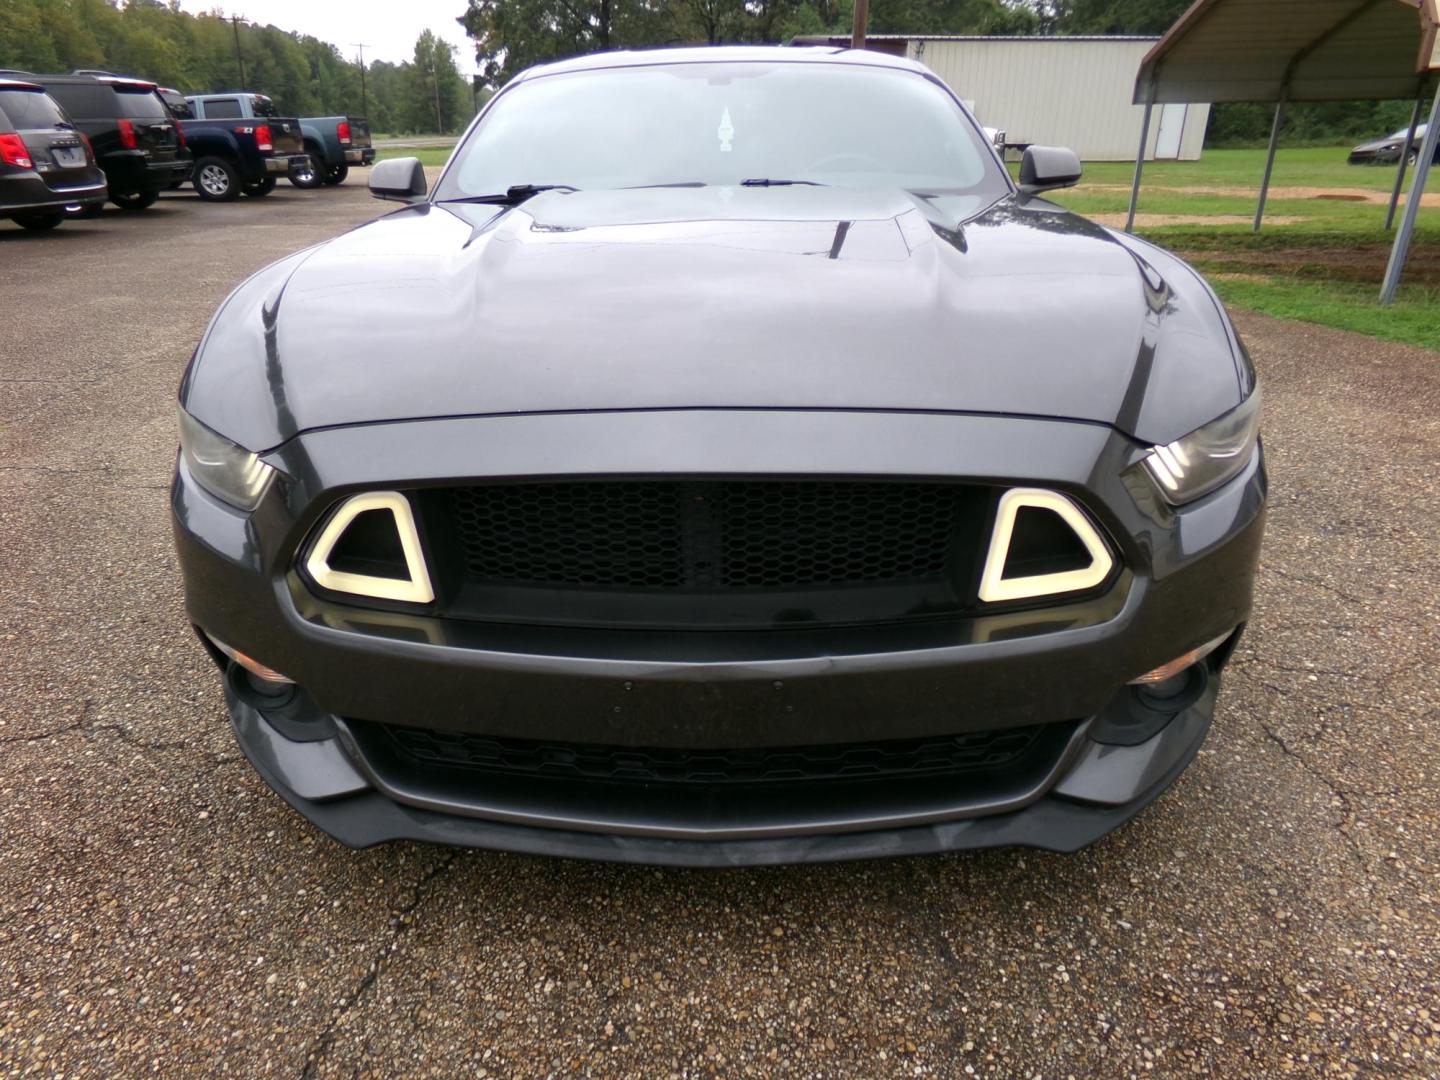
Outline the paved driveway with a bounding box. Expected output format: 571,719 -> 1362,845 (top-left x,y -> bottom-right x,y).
1,183 -> 1437,1078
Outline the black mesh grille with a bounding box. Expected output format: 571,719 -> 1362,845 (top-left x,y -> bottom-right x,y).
446,480 -> 966,591
371,722 -> 1047,787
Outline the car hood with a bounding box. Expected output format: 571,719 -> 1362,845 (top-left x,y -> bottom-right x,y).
185,187 -> 1247,450
1351,137 -> 1399,153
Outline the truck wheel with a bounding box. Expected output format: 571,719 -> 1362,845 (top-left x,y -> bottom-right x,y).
290,149 -> 323,189
13,211 -> 65,232
194,157 -> 240,202
321,162 -> 349,186
111,190 -> 159,211
243,177 -> 277,197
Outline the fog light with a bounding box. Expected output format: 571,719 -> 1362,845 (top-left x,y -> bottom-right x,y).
205,633 -> 294,685
1129,631 -> 1232,685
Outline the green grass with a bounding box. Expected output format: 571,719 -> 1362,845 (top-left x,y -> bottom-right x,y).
374,145 -> 455,168
1073,145 -> 1410,193
1038,147 -> 1440,351
1193,276 -> 1440,350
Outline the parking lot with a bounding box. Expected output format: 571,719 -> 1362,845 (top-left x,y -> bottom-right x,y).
2,178 -> 1438,1077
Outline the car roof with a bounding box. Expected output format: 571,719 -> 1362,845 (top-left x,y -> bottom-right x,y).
28,73 -> 157,91
0,78 -> 44,91
515,44 -> 931,83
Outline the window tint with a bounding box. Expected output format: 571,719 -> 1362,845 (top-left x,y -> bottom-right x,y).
162,94 -> 193,120
249,95 -> 279,118
203,98 -> 243,119
40,82 -> 116,120
0,89 -> 68,130
116,87 -> 168,119
443,63 -> 1002,200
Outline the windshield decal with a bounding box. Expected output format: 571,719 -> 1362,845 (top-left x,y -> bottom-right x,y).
717,107 -> 734,153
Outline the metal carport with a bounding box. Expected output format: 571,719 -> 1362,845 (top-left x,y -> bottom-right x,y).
1125,0 -> 1440,302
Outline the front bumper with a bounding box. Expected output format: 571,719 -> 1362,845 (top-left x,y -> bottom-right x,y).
226,677 -> 1220,865
344,147 -> 376,165
173,409 -> 1266,862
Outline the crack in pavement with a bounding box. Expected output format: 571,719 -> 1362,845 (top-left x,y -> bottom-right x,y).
1257,564 -> 1374,606
1251,696 -> 1372,884
0,699 -> 235,766
1230,656 -> 1381,683
298,851 -> 461,1080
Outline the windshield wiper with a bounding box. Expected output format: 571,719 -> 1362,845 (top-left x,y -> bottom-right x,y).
739,178 -> 826,187
442,184 -> 577,205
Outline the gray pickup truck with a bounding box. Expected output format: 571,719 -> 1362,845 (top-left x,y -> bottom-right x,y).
290,115 -> 374,188
182,92 -> 373,189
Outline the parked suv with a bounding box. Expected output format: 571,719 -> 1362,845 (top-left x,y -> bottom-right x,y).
28,74 -> 189,209
0,77 -> 107,229
179,92 -> 307,201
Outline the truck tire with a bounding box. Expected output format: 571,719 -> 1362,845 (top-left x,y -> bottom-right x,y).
13,211 -> 64,231
243,176 -> 277,197
111,190 -> 159,211
290,148 -> 323,189
321,162 -> 349,186
194,157 -> 240,202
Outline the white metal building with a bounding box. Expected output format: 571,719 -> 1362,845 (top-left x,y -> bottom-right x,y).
792,35 -> 1211,161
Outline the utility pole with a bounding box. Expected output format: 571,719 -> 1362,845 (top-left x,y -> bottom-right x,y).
433,60 -> 443,134
231,15 -> 247,88
351,43 -> 369,117
851,0 -> 868,48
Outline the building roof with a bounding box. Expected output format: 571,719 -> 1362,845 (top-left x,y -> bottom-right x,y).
1135,0 -> 1440,103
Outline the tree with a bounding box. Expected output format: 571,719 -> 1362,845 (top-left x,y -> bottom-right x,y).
459,0 -> 1034,88
407,30 -> 470,133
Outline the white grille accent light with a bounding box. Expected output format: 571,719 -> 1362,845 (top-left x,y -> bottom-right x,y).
977,488 -> 1114,604
304,491 -> 435,604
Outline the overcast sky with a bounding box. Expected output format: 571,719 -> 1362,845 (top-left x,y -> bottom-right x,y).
177,1 -> 479,71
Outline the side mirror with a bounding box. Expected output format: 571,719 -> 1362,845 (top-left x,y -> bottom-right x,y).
369,157 -> 427,203
1018,146 -> 1082,194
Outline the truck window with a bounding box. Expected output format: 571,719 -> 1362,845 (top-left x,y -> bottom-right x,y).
249,96 -> 279,118
204,98 -> 243,119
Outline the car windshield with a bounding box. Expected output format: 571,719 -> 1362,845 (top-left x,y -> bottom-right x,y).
438,61 -> 1006,201
1388,123 -> 1428,140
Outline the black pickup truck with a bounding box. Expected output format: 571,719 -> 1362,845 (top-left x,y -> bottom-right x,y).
157,88 -> 306,201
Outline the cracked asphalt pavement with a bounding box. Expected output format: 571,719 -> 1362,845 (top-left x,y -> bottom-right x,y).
2,180 -> 1438,1078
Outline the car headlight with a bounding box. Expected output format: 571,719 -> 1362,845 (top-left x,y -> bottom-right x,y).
177,405 -> 275,510
1138,387 -> 1261,505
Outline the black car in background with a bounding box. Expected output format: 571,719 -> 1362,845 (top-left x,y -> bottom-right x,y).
0,77 -> 107,230
28,74 -> 189,209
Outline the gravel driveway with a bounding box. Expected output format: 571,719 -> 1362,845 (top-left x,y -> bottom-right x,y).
1,182 -> 1437,1078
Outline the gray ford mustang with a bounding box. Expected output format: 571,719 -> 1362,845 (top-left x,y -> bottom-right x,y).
172,46 -> 1266,865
